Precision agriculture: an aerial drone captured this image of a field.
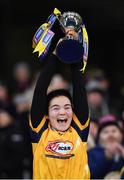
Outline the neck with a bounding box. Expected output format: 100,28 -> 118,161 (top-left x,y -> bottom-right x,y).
50,124 -> 69,134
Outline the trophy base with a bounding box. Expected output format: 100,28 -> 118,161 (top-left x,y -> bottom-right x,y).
56,39 -> 84,63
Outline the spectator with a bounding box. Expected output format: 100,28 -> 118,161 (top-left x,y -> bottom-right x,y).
88,114 -> 124,179
0,81 -> 9,102
86,67 -> 110,91
0,107 -> 25,178
86,80 -> 109,120
0,86 -> 33,179
88,118 -> 99,150
47,73 -> 70,94
0,80 -> 17,120
10,62 -> 32,96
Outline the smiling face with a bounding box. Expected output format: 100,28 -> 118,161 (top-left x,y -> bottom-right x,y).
99,125 -> 123,146
47,95 -> 73,132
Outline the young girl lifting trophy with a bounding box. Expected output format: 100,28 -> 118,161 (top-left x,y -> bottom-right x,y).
30,8 -> 90,179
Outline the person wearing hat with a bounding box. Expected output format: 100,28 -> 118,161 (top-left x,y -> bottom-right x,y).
30,11 -> 90,179
88,114 -> 124,179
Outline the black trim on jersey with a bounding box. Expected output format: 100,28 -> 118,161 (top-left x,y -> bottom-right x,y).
71,121 -> 90,142
30,120 -> 48,143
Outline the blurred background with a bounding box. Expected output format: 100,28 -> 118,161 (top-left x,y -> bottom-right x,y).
0,0 -> 124,179
0,0 -> 124,97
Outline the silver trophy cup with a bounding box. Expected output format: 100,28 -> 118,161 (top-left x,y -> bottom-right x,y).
56,11 -> 84,63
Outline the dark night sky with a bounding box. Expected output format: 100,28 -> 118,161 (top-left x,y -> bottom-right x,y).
0,0 -> 124,97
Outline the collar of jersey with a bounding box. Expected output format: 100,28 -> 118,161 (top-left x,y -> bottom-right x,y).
48,123 -> 72,134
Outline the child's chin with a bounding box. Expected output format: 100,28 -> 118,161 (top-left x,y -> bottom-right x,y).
57,126 -> 69,132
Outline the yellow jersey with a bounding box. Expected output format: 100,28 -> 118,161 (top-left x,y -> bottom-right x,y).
29,113 -> 90,179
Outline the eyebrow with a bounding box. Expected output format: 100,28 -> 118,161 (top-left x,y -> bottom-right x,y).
50,104 -> 71,109
64,104 -> 72,107
50,105 -> 59,109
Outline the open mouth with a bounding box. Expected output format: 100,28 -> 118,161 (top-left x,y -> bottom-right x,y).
57,119 -> 68,123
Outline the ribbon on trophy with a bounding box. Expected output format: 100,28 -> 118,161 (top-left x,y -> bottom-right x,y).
32,8 -> 89,73
32,8 -> 61,59
81,24 -> 89,73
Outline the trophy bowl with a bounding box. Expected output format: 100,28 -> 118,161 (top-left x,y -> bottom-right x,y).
56,37 -> 84,63
56,11 -> 84,63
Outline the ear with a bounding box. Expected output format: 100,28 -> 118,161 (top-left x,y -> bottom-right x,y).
46,115 -> 49,119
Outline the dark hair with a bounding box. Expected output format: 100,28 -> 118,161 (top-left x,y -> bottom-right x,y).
97,121 -> 123,143
46,89 -> 73,113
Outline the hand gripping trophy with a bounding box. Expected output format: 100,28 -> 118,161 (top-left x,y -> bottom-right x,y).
32,8 -> 89,73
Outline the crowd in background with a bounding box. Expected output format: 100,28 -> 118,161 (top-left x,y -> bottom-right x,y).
0,61 -> 124,179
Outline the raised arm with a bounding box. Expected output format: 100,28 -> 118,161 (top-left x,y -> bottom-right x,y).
30,54 -> 59,128
71,62 -> 89,124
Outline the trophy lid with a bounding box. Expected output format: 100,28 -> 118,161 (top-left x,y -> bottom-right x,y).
59,11 -> 82,32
